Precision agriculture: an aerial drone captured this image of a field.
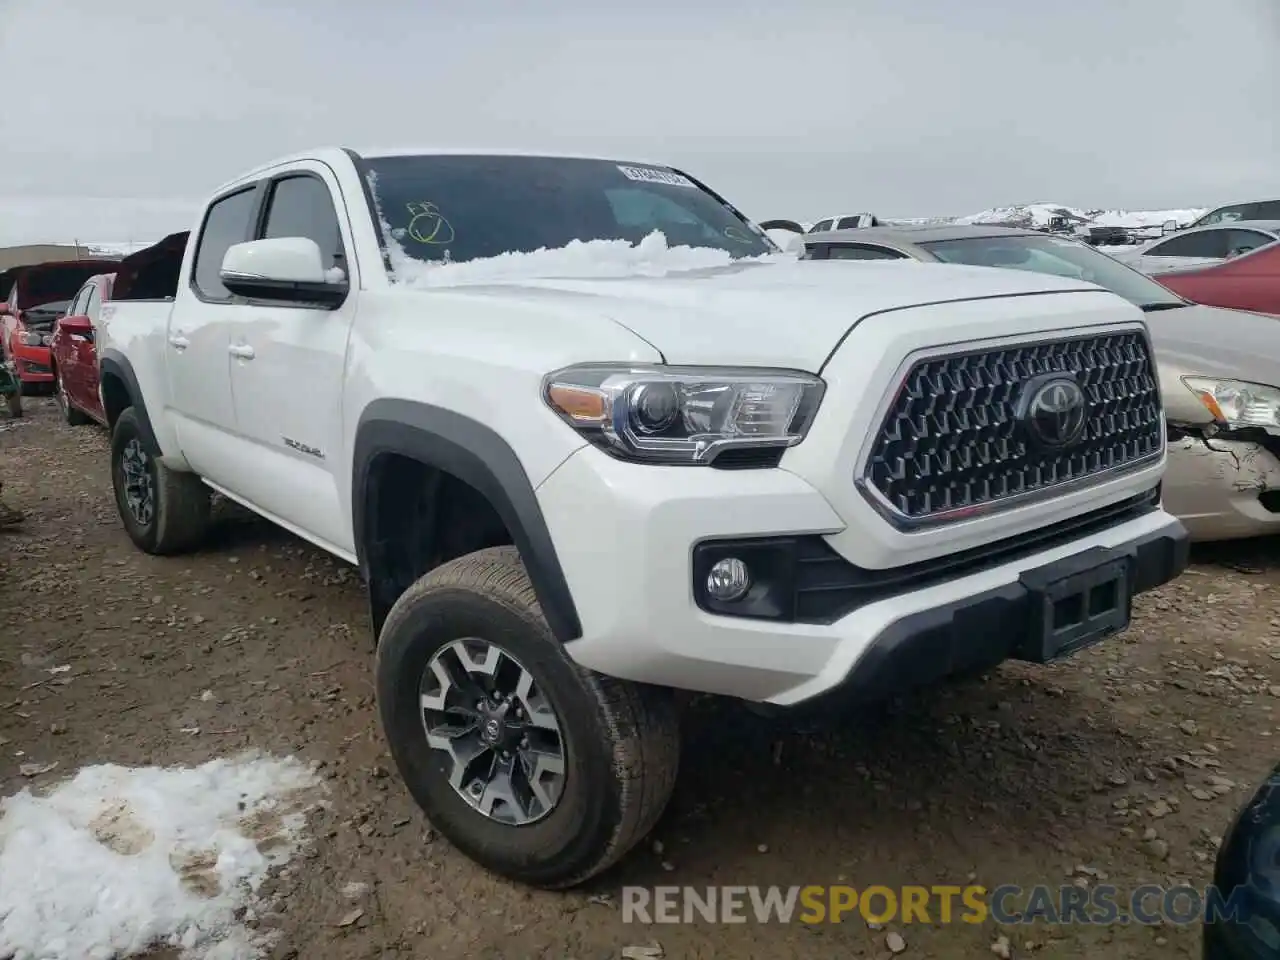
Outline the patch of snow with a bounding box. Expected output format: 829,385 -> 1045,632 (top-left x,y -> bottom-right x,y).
387,229 -> 795,288
0,752 -> 323,960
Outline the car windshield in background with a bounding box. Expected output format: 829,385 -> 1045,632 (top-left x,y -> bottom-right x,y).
364,154 -> 774,265
921,235 -> 1187,311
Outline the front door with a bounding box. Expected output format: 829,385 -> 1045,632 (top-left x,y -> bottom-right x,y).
165,185 -> 260,484
73,281 -> 107,420
225,165 -> 357,554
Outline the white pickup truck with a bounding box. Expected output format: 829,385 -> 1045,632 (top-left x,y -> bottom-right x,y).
99,147 -> 1189,889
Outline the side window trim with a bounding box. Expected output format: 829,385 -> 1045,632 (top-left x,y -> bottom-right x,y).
189,181 -> 266,305
251,169 -> 351,311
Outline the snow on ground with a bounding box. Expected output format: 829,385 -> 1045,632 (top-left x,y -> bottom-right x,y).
0,752 -> 323,960
387,228 -> 794,287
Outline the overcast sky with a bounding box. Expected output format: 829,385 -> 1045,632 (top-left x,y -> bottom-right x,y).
1,0 -> 1276,244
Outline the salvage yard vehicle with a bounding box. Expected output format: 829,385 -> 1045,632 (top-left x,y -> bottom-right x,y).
1112,221 -> 1280,276
50,233 -> 190,427
50,272 -> 114,425
98,147 -> 1188,889
1183,197 -> 1280,231
1151,239 -> 1280,318
0,258 -> 120,392
803,223 -> 1280,540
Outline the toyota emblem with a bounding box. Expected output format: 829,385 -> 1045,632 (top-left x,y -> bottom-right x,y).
1019,375 -> 1087,449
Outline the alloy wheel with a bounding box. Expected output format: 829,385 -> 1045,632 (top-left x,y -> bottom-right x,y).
420,638 -> 567,825
120,438 -> 156,527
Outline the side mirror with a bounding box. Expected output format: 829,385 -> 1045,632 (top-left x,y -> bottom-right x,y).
59,315 -> 93,338
1161,220 -> 1178,235
220,237 -> 348,307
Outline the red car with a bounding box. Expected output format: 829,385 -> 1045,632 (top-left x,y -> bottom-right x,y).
0,259 -> 120,391
1154,239 -> 1280,316
49,232 -> 189,426
50,273 -> 115,425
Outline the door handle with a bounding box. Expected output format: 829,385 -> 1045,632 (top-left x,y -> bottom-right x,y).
228,343 -> 255,360
168,334 -> 189,350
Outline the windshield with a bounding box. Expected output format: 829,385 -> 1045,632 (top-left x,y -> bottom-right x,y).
921,234 -> 1186,309
363,154 -> 774,266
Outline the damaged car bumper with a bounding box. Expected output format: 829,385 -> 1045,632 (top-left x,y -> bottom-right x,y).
1164,427 -> 1280,541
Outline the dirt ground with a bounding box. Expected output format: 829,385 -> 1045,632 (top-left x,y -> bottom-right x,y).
3,398 -> 1279,960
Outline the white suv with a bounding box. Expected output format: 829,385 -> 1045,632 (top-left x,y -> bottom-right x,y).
98,147 -> 1189,888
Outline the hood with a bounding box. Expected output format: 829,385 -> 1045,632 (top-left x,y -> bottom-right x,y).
436,259 -> 1109,371
1146,303 -> 1280,423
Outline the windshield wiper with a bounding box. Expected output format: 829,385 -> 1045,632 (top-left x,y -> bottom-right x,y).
1139,302 -> 1188,312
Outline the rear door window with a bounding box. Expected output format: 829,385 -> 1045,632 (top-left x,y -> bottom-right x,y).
1224,229 -> 1276,257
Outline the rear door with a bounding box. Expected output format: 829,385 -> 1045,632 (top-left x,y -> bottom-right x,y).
165,185 -> 261,484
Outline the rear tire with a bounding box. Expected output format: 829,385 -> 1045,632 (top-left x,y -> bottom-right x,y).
376,545 -> 681,889
54,371 -> 90,426
110,407 -> 211,554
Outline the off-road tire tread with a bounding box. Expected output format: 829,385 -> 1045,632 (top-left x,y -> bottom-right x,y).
377,545 -> 680,889
113,407 -> 211,554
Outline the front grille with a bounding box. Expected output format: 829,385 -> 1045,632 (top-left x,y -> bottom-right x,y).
861,331 -> 1162,524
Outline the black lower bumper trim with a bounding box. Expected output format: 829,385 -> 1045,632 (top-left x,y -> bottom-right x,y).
811,517 -> 1189,705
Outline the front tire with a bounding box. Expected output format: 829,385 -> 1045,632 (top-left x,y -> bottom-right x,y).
110,407 -> 211,554
54,371 -> 90,426
376,545 -> 681,889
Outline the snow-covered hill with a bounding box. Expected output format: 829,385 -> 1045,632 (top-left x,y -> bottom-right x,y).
898,202 -> 1207,232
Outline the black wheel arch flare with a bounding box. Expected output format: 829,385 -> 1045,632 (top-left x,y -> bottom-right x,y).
98,350 -> 163,456
352,399 -> 583,644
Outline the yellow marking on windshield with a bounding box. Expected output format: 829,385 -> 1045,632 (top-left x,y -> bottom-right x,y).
406,202 -> 455,245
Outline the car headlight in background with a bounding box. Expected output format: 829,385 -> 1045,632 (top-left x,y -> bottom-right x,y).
1182,377 -> 1280,429
18,331 -> 51,347
544,364 -> 825,465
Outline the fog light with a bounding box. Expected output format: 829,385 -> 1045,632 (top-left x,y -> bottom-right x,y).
706,557 -> 751,602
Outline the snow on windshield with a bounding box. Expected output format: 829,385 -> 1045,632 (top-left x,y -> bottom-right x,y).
384,228 -> 796,288
0,752 -> 323,960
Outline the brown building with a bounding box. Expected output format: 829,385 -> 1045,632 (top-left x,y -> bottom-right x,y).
0,243 -> 102,272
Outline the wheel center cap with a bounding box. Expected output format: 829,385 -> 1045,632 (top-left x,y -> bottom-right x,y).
481,716 -> 503,744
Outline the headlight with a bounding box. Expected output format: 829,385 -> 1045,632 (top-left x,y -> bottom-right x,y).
1182,377 -> 1280,429
543,364 -> 825,465
18,331 -> 48,347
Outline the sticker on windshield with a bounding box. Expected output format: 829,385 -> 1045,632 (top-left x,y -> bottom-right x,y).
616,164 -> 696,188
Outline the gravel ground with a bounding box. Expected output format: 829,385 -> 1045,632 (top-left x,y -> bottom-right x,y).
2,397 -> 1278,959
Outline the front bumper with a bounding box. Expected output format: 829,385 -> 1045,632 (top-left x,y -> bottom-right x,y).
1164,435 -> 1280,542
9,343 -> 53,383
537,445 -> 1189,705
